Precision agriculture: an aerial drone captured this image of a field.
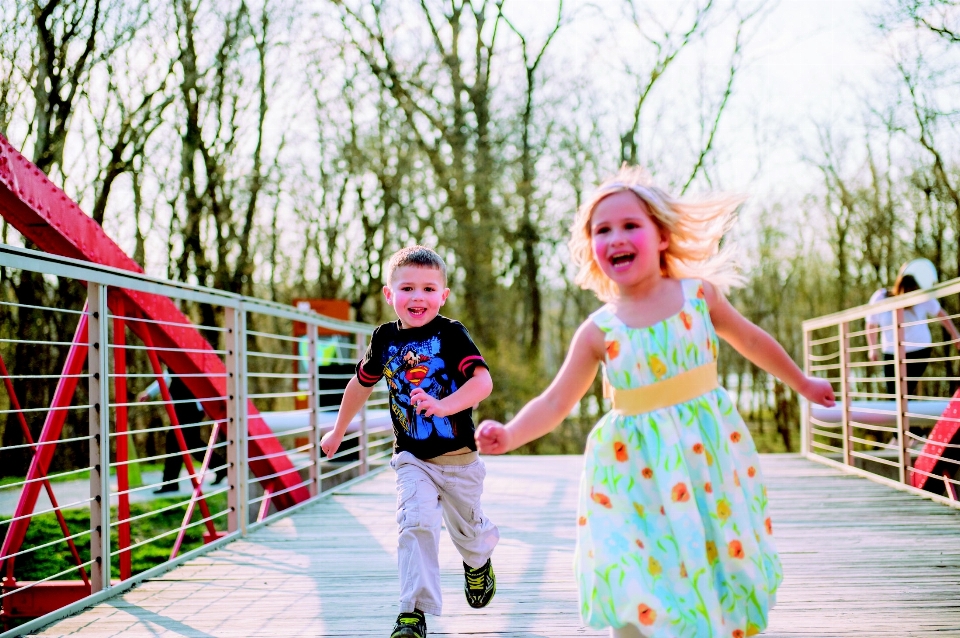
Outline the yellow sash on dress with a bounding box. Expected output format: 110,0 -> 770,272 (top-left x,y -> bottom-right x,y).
604,362 -> 719,416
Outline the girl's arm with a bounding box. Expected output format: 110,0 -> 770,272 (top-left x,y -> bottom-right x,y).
704,282 -> 835,406
936,309 -> 960,348
476,319 -> 605,454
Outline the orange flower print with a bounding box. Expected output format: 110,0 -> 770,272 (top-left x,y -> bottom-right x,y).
692,442 -> 704,454
578,516 -> 587,526
705,540 -> 718,563
704,481 -> 713,493
647,556 -> 662,576
635,539 -> 645,549
697,285 -> 705,299
671,482 -> 690,502
659,505 -> 665,515
730,431 -> 742,443
709,338 -> 718,359
679,562 -> 688,578
649,355 -> 667,379
733,631 -> 745,638
633,502 -> 645,518
614,441 -> 628,462
680,310 -> 693,330
642,467 -> 653,479
638,604 -> 657,626
733,470 -> 741,487
606,340 -> 621,360
765,517 -> 773,535
728,540 -> 744,559
716,499 -> 731,520
747,466 -> 756,478
590,489 -> 612,508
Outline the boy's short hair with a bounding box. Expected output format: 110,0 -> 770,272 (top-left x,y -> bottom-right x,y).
385,246 -> 447,285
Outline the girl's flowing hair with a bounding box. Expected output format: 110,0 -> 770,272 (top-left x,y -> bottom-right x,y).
569,165 -> 745,302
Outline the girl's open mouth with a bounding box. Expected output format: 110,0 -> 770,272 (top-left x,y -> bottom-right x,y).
609,252 -> 636,270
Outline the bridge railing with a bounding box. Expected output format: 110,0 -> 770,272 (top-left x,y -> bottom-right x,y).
0,243 -> 390,636
801,278 -> 960,506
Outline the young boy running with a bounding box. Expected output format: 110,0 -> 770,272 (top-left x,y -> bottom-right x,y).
321,246 -> 498,638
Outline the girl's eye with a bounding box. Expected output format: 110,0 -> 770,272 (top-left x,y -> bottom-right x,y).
594,226 -> 610,234
624,222 -> 639,230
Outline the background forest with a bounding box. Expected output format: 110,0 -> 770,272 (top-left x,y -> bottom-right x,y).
1,0 -> 960,464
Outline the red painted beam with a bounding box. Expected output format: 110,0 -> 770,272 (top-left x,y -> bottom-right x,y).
0,133 -> 308,511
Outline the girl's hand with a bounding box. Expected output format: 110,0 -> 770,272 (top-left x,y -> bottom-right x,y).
801,376 -> 836,407
320,430 -> 343,458
476,420 -> 511,455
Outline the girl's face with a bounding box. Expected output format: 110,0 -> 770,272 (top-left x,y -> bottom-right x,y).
590,191 -> 668,289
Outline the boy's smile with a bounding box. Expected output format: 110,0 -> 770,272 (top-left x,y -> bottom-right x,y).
383,265 -> 450,329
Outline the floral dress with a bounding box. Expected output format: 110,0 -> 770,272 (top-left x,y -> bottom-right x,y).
576,279 -> 781,637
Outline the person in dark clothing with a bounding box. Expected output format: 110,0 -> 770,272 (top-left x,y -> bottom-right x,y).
137,372 -> 227,493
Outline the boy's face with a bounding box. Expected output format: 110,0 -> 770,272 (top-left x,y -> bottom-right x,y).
383,265 -> 449,329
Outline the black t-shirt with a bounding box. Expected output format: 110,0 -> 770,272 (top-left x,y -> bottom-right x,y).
356,315 -> 489,459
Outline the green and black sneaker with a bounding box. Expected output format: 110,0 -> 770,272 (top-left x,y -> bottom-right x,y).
390,610 -> 427,638
464,559 -> 496,608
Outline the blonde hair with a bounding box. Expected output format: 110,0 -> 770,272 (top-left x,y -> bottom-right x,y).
569,165 -> 745,302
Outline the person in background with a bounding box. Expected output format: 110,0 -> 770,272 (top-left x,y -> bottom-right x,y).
867,273 -> 960,397
137,370 -> 227,493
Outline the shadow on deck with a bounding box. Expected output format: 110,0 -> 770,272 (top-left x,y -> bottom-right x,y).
30,455 -> 960,637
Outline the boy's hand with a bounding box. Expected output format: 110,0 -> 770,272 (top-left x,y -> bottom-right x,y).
801,376 -> 836,407
320,430 -> 343,458
410,388 -> 448,418
476,420 -> 511,455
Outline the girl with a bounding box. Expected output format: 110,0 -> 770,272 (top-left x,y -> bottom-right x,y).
476,166 -> 835,638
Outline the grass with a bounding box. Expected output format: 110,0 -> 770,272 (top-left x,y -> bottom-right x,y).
0,490 -> 229,582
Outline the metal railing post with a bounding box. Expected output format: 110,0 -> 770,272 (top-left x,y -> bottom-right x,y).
357,332 -> 368,475
225,306 -> 241,535
894,308 -> 910,484
307,322 -> 319,497
839,322 -> 852,466
237,306 -> 249,534
87,283 -> 111,592
801,328 -> 811,456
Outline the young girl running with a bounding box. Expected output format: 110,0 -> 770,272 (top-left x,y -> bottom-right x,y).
476,166 -> 835,638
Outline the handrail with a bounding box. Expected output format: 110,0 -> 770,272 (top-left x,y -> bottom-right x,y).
0,243 -> 391,637
801,276 -> 960,509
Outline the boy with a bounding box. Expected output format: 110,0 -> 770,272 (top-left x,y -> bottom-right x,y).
321,246 -> 499,638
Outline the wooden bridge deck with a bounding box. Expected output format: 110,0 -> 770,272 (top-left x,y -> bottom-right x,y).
31,455 -> 960,637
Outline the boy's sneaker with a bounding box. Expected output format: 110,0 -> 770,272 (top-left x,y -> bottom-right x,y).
464,559 -> 496,608
390,610 -> 426,638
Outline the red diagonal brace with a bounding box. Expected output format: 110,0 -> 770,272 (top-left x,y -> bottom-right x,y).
0,352 -> 88,585
0,312 -> 89,577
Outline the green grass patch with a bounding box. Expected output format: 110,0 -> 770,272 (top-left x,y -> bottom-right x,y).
0,491 -> 229,582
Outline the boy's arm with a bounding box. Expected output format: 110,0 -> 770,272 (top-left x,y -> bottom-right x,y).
476,319 -> 604,454
409,367 -> 492,418
320,376 -> 375,457
705,282 -> 835,407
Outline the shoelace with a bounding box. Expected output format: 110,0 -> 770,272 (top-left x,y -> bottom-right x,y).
399,617 -> 420,626
466,571 -> 486,590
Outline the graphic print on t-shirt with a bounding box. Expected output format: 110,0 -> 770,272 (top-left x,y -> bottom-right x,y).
382,335 -> 458,440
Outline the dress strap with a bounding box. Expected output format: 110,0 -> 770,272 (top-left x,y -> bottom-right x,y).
680,278 -> 704,301
588,304 -> 620,333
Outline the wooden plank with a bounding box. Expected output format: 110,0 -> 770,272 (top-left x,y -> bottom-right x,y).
30,455 -> 960,637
